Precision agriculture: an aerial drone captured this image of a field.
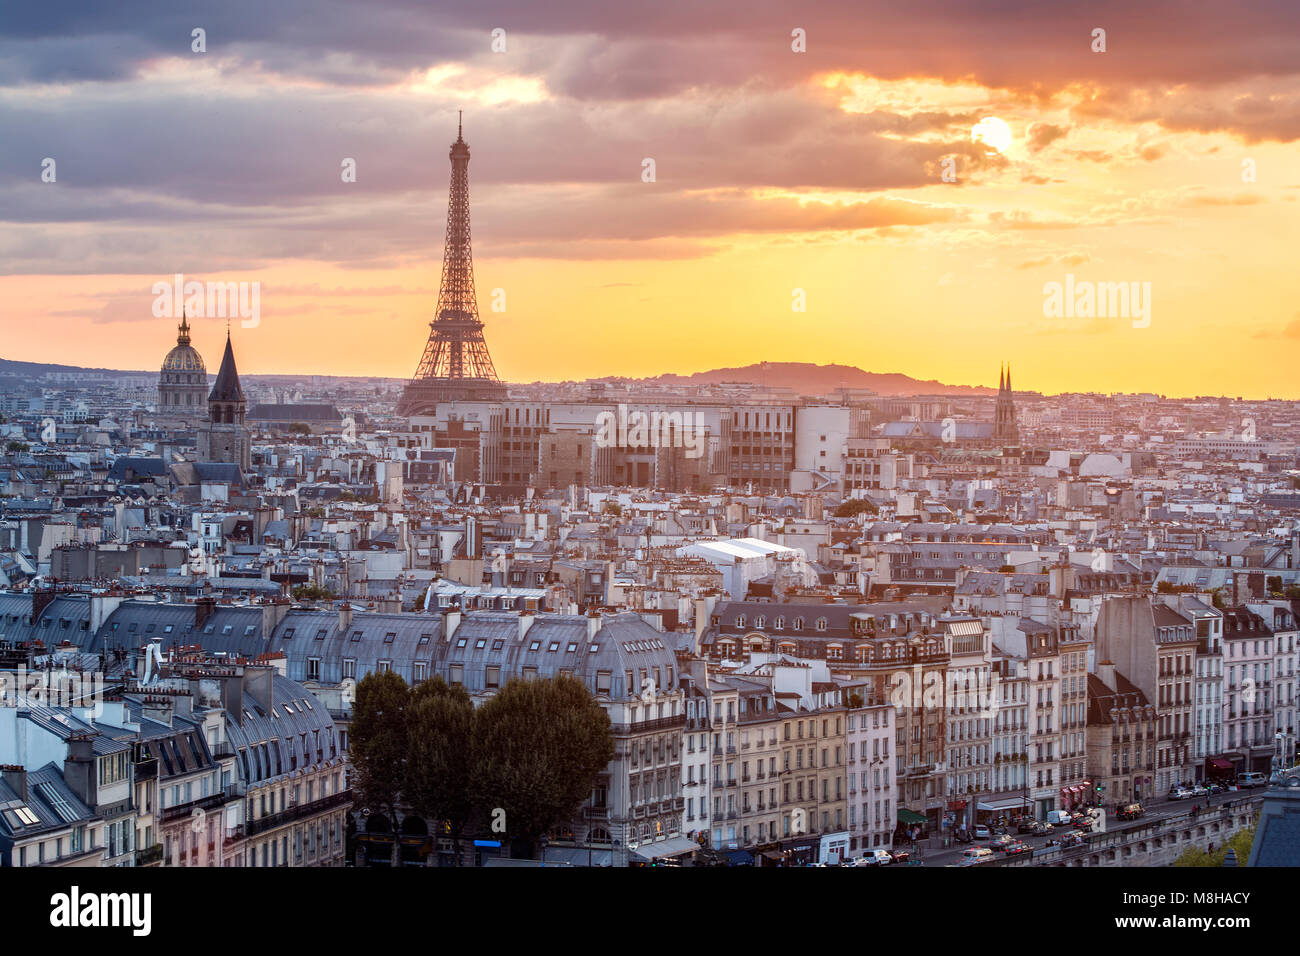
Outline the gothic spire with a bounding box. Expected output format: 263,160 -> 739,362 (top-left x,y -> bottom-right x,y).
208,331 -> 244,404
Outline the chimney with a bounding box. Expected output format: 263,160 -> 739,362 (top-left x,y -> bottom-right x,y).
338,602 -> 353,636
31,588 -> 56,623
244,664 -> 274,715
518,610 -> 535,642
0,765 -> 27,802
442,606 -> 461,642
142,696 -> 173,728
195,595 -> 217,631
587,609 -> 602,641
1098,659 -> 1116,689
63,734 -> 96,808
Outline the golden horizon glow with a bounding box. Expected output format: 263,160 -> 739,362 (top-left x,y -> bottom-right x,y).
3,57 -> 1298,399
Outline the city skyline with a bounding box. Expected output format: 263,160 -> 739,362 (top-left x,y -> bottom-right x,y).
1,3 -> 1298,396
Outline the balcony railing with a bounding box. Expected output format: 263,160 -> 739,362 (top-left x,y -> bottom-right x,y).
245,791 -> 351,838
160,786 -> 239,823
135,844 -> 164,866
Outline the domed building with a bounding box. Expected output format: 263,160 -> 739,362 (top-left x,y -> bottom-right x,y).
158,314 -> 208,416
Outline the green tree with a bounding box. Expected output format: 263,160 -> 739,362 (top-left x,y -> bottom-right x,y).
291,583 -> 334,601
405,677 -> 475,866
349,670 -> 411,865
602,502 -> 622,517
834,498 -> 878,518
470,674 -> 615,859
292,580 -> 335,600
6,441 -> 29,453
1172,823 -> 1256,867
288,422 -> 311,435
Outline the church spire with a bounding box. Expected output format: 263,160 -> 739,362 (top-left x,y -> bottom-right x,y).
999,363 -> 1005,391
177,307 -> 191,346
208,330 -> 244,404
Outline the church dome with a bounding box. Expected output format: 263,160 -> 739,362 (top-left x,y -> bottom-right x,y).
161,316 -> 206,373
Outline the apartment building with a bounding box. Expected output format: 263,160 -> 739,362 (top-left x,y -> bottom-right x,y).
1087,664 -> 1158,806
986,653 -> 1030,817
846,700 -> 894,852
1057,626 -> 1091,803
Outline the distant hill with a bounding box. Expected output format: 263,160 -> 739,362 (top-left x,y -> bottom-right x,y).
0,357 -> 150,378
0,355 -> 992,396
637,362 -> 995,397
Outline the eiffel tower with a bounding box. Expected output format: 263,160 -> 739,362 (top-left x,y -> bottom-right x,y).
397,114 -> 507,416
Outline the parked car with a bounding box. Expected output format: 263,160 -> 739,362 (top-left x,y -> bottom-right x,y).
1116,803 -> 1144,821
974,824 -> 991,840
1189,784 -> 1209,797
1238,772 -> 1267,789
1002,840 -> 1031,856
1168,786 -> 1192,800
1207,782 -> 1226,794
889,850 -> 911,864
958,847 -> 995,866
1017,820 -> 1049,835
855,848 -> 895,866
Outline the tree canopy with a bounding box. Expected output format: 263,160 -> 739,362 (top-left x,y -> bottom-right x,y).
349,670 -> 411,821
405,677 -> 475,856
470,674 -> 615,852
347,671 -> 616,862
834,498 -> 878,517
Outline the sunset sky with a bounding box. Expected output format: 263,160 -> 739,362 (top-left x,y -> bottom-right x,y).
1,1 -> 1298,396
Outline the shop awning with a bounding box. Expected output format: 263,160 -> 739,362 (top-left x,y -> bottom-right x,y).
897,808 -> 927,825
725,849 -> 754,866
1207,757 -> 1235,771
630,836 -> 700,862
977,797 -> 1029,811
543,847 -> 613,867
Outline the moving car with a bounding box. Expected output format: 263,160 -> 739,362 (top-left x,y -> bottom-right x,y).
1116,803 -> 1144,821
1045,809 -> 1073,826
1017,820 -> 1050,835
1189,784 -> 1209,797
889,849 -> 911,864
1168,785 -> 1192,800
1237,772 -> 1267,789
1002,840 -> 1031,856
974,824 -> 991,839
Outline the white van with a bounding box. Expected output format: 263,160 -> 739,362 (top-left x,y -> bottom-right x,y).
959,847 -> 995,866
1046,810 -> 1073,826
1237,772 -> 1267,789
